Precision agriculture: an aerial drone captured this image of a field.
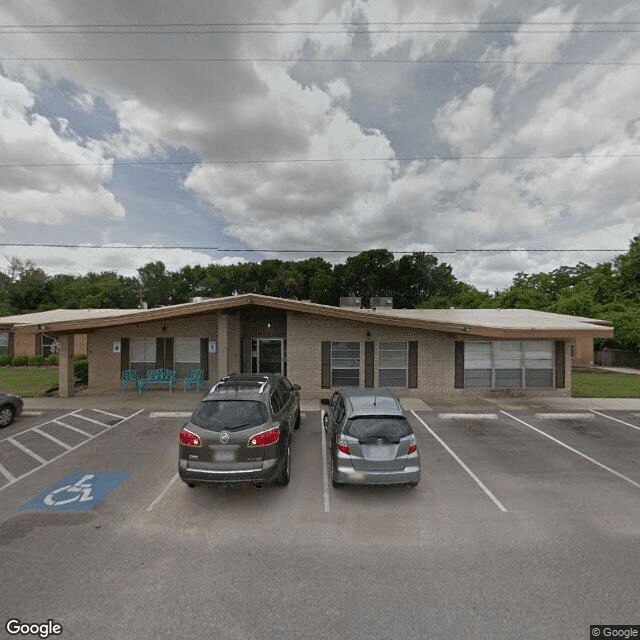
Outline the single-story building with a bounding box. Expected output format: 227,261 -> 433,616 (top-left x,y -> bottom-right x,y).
2,294 -> 612,399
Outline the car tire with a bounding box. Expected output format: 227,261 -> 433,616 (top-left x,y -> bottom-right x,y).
0,404 -> 15,428
277,443 -> 291,487
330,458 -> 342,488
294,408 -> 301,429
186,482 -> 197,488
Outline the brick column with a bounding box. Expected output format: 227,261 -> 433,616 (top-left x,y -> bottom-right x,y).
217,315 -> 229,378
58,334 -> 75,398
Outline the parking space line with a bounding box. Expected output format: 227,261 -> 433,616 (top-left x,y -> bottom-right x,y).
147,472 -> 179,512
320,410 -> 330,513
0,409 -> 144,493
73,414 -> 111,428
411,411 -> 507,512
0,462 -> 15,482
7,437 -> 48,464
92,408 -> 126,420
32,427 -> 73,450
501,411 -> 640,491
591,410 -> 640,432
52,419 -> 92,438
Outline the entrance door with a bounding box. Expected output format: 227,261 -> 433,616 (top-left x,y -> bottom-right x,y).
257,339 -> 285,374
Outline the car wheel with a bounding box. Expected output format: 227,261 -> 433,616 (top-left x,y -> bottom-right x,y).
406,482 -> 419,488
0,405 -> 15,428
278,443 -> 291,486
186,482 -> 197,488
294,408 -> 301,429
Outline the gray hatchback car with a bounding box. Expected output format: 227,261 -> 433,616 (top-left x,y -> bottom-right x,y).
178,373 -> 301,488
323,388 -> 420,487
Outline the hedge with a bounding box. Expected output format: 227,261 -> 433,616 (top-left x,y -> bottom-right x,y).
28,355 -> 45,367
11,355 -> 29,366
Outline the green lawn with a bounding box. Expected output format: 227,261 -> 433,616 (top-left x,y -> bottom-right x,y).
0,366 -> 59,397
572,371 -> 640,398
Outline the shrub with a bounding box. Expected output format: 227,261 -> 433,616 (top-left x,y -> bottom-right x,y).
47,354 -> 59,366
74,356 -> 88,384
11,355 -> 29,366
0,355 -> 11,366
74,354 -> 87,363
28,355 -> 45,367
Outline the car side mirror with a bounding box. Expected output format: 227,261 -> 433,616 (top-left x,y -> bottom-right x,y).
292,384 -> 302,391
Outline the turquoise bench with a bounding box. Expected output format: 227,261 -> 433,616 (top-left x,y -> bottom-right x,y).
184,368 -> 205,392
137,368 -> 177,393
120,369 -> 140,393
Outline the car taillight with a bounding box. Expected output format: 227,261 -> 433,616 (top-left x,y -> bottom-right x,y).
179,428 -> 201,447
336,435 -> 350,455
408,443 -> 418,454
248,427 -> 281,447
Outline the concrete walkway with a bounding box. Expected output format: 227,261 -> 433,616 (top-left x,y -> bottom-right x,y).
21,389 -> 640,414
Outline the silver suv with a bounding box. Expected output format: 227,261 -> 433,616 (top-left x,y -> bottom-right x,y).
178,373 -> 301,488
322,388 -> 420,487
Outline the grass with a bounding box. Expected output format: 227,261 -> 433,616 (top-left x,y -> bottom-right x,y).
0,366 -> 59,397
572,371 -> 640,398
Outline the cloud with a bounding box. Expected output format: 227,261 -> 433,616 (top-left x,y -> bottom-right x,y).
0,74 -> 125,227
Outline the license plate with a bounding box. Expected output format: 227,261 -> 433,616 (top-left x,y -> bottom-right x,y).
214,451 -> 235,462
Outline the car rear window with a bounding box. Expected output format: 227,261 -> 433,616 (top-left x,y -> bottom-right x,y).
344,416 -> 413,442
190,400 -> 268,432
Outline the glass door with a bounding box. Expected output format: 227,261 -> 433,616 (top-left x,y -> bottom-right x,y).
257,339 -> 285,374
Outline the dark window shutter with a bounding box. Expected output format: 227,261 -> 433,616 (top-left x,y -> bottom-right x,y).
454,342 -> 465,389
120,337 -> 130,373
8,332 -> 14,357
156,338 -> 164,368
408,341 -> 418,389
365,341 -> 374,388
164,337 -> 174,371
321,341 -> 331,389
200,338 -> 209,380
555,340 -> 565,388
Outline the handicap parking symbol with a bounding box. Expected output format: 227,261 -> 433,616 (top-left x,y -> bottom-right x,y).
22,471 -> 130,511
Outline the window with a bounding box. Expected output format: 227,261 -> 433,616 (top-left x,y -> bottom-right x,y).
463,341 -> 555,389
331,342 -> 360,387
40,334 -> 56,358
0,332 -> 9,356
130,337 -> 156,377
379,342 -> 408,387
174,337 -> 201,379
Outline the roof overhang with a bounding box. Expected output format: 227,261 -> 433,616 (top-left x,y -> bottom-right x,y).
3,293 -> 614,340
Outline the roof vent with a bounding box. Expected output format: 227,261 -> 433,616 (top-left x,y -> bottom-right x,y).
370,297 -> 393,309
340,296 -> 362,308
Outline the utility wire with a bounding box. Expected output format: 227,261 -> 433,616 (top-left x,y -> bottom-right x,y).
2,153 -> 640,169
0,243 -> 626,253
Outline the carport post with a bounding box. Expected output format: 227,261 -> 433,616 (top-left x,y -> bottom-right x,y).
58,334 -> 75,398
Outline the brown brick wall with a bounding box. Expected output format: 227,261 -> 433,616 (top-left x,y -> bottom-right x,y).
87,316 -> 218,392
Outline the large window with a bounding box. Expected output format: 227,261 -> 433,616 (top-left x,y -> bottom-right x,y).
331,342 -> 360,387
464,341 -> 555,388
174,337 -> 201,379
379,342 -> 408,387
130,337 -> 156,377
0,332 -> 9,356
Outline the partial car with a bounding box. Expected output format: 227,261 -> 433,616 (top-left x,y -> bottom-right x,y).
323,388 -> 420,487
0,392 -> 23,428
178,373 -> 301,488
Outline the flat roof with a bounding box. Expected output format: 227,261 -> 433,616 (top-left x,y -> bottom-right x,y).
0,294 -> 613,339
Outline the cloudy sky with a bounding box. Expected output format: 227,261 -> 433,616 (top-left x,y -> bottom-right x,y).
0,0 -> 638,292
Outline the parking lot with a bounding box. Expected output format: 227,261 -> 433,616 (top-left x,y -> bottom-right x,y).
1,395 -> 639,639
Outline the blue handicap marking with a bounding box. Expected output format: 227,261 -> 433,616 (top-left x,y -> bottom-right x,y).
22,471 -> 130,511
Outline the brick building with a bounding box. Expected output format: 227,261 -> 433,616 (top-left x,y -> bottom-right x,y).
5,294 -> 612,399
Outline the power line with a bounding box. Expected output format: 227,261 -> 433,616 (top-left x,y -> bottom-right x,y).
3,55 -> 638,66
0,243 -> 626,253
2,153 -> 640,169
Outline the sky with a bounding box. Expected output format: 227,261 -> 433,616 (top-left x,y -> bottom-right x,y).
0,0 -> 638,293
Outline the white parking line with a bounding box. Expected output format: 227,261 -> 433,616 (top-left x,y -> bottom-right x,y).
501,411 -> 640,491
0,409 -> 144,493
147,472 -> 179,512
591,410 -> 640,432
411,411 -> 507,512
52,419 -> 92,438
32,427 -> 73,450
320,410 -> 330,513
8,437 -> 47,464
92,408 -> 126,420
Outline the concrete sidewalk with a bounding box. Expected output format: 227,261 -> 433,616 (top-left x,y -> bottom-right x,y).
21,389 -> 640,414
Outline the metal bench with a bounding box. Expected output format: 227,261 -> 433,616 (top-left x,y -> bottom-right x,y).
137,368 -> 177,393
120,369 -> 140,393
183,368 -> 205,392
